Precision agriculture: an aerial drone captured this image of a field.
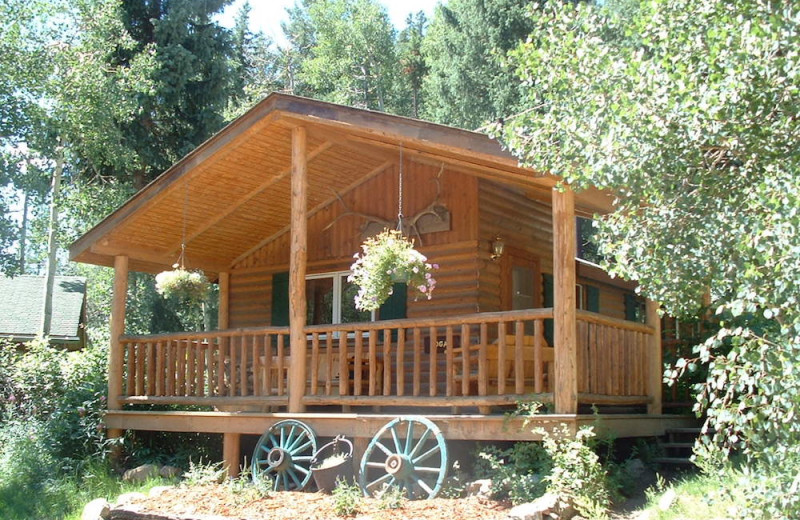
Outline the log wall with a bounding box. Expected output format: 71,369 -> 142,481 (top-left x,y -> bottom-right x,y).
228,161 -> 481,325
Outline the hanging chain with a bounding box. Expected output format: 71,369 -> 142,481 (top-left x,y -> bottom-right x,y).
397,144 -> 404,234
179,179 -> 189,269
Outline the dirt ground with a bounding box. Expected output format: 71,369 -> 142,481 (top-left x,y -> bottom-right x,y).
119,478 -> 657,520
123,484 -> 513,520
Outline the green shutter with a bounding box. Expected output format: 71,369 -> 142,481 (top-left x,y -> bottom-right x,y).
271,272 -> 289,326
624,293 -> 639,322
379,283 -> 407,320
586,285 -> 600,313
379,283 -> 407,341
543,273 -> 554,346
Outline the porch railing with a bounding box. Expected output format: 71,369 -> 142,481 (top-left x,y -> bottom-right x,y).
117,309 -> 655,410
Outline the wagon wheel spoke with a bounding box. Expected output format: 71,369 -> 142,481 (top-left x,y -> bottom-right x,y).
365,472 -> 394,492
413,445 -> 441,465
252,420 -> 317,492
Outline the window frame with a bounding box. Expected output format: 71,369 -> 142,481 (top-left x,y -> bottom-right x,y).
305,270 -> 376,326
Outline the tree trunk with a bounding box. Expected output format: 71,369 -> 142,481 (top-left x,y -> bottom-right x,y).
18,191 -> 28,274
40,150 -> 64,337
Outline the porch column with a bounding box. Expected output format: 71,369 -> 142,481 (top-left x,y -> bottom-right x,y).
646,300 -> 663,415
552,187 -> 578,414
108,255 -> 129,442
223,432 -> 241,478
289,125 -> 308,413
218,271 -> 230,330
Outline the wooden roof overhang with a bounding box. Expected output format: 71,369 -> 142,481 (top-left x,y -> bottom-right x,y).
69,93 -> 613,278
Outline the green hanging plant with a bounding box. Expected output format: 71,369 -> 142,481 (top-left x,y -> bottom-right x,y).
348,229 -> 438,312
155,267 -> 211,302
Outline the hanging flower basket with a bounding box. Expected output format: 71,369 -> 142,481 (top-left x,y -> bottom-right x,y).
348,230 -> 438,311
155,268 -> 211,302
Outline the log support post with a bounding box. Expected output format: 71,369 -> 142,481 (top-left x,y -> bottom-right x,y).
223,432 -> 241,478
108,255 -> 129,450
218,271 -> 230,330
646,300 -> 663,415
552,188 -> 578,414
289,126 -> 308,413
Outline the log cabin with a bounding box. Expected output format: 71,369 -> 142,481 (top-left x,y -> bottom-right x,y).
69,93 -> 693,476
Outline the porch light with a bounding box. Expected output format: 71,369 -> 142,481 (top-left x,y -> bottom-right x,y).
491,236 -> 505,261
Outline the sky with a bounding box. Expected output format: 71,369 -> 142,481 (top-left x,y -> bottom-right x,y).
218,0 -> 438,45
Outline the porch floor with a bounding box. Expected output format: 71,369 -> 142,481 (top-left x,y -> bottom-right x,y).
105,409 -> 696,442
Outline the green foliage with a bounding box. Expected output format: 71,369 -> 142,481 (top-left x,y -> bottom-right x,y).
421,0 -> 535,129
0,339 -> 118,519
331,478 -> 363,516
539,426 -> 610,517
285,0 -> 402,113
182,459 -> 227,486
499,0 -> 800,516
377,483 -> 406,510
476,441 -> 550,504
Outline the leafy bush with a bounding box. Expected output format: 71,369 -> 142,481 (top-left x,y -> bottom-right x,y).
476,441 -> 551,504
332,479 -> 363,516
539,426 -> 610,517
0,339 -> 111,519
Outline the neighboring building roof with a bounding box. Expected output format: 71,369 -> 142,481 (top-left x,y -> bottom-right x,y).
0,275 -> 87,343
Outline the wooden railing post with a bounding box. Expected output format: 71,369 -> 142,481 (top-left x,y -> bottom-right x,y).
289,125 -> 308,413
218,272 -> 229,329
552,187 -> 578,414
646,300 -> 663,414
108,255 -> 129,446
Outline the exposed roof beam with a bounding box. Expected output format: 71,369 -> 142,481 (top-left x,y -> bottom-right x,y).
229,159 -> 394,268
164,140 -> 334,257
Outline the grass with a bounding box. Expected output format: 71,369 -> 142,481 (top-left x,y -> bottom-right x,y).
637,471 -> 744,520
0,460 -> 173,520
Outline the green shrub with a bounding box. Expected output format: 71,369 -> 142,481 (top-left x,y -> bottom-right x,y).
476,441 -> 551,504
539,426 -> 610,518
332,479 -> 363,516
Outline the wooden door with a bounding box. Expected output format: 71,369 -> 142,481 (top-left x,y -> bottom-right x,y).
500,247 -> 542,312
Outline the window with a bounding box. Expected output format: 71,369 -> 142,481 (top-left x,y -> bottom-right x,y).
306,271 -> 372,325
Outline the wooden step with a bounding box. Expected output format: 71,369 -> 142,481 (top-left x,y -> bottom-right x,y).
661,442 -> 695,449
654,457 -> 696,466
665,427 -> 704,434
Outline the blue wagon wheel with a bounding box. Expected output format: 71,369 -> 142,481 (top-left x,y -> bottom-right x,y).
359,416 -> 448,500
252,419 -> 317,491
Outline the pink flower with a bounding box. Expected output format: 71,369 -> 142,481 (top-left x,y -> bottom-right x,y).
418,285 -> 427,293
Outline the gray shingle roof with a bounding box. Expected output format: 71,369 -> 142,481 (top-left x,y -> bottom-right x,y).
0,275 -> 87,342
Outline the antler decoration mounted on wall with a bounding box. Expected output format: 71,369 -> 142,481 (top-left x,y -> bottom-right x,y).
323,164 -> 450,246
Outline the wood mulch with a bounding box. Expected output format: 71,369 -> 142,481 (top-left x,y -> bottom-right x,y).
111,484 -> 512,520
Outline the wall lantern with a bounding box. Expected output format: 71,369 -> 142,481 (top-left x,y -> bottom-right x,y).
490,235 -> 505,261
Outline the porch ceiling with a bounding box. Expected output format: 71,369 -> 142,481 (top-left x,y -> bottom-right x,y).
69,93 -> 613,277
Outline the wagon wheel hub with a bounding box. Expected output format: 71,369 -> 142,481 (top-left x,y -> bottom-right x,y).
267,447 -> 291,471
385,454 -> 413,479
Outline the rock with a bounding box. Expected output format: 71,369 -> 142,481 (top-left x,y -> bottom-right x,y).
507,493 -> 579,520
114,492 -> 147,506
466,479 -> 493,499
81,498 -> 110,520
159,465 -> 182,479
122,464 -> 160,483
508,501 -> 544,520
148,485 -> 174,498
658,488 -> 677,511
